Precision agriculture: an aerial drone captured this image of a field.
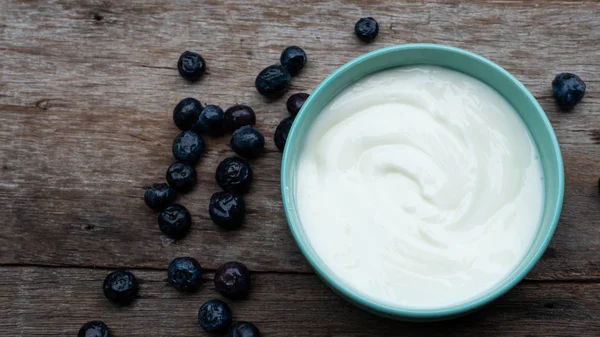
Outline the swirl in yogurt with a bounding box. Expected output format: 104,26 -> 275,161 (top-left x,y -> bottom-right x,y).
295,66 -> 544,309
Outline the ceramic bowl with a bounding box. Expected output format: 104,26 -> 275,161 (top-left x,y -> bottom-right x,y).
281,44 -> 564,321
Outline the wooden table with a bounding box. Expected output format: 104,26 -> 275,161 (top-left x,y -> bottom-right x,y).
1,1 -> 599,336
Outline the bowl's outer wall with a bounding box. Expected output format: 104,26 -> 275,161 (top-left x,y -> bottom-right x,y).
281,44 -> 564,321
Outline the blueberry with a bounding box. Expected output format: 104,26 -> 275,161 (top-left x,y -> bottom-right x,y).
166,162 -> 197,192
144,183 -> 175,210
228,321 -> 261,337
103,270 -> 138,305
193,104 -> 226,136
172,131 -> 205,164
224,104 -> 256,132
215,157 -> 253,194
173,98 -> 203,130
552,73 -> 586,110
255,65 -> 291,99
209,191 -> 245,229
286,93 -> 309,116
78,321 -> 110,337
177,51 -> 206,81
355,17 -> 379,42
158,204 -> 192,239
214,261 -> 251,300
274,116 -> 294,152
198,299 -> 232,333
280,46 -> 307,76
168,257 -> 202,292
231,126 -> 265,159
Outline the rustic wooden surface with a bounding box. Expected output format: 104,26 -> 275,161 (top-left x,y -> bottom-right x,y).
1,0 -> 599,336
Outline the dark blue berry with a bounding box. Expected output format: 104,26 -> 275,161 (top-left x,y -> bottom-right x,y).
228,321 -> 261,337
78,321 -> 110,337
552,73 -> 586,110
193,104 -> 226,136
158,204 -> 192,239
215,157 -> 253,194
255,65 -> 291,99
225,104 -> 256,132
209,191 -> 245,230
173,98 -> 203,130
214,261 -> 251,300
280,46 -> 307,76
274,116 -> 294,152
355,17 -> 379,42
166,162 -> 197,192
198,299 -> 232,333
168,257 -> 202,292
231,126 -> 265,159
172,131 -> 205,164
286,93 -> 309,116
144,183 -> 175,210
177,51 -> 206,81
103,270 -> 138,305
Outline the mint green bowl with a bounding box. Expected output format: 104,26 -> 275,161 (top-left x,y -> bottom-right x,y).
280,44 -> 564,321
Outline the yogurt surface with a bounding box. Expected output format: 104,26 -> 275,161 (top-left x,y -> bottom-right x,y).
295,66 -> 544,309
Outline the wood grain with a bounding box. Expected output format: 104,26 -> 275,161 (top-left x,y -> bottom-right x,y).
1,0 -> 600,335
0,266 -> 598,336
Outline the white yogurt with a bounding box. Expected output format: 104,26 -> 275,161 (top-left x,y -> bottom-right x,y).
295,66 -> 544,309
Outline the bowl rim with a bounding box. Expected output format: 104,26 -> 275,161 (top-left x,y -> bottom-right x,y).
281,43 -> 564,319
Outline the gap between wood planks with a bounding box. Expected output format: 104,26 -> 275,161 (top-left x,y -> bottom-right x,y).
1,263 -> 599,283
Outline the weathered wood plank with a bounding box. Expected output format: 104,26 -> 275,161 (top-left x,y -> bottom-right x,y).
1,0 -> 600,280
0,266 -> 598,336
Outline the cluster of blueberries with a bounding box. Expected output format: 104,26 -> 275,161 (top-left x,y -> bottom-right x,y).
80,259 -> 255,336
78,39 -> 315,337
153,44 -> 310,241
